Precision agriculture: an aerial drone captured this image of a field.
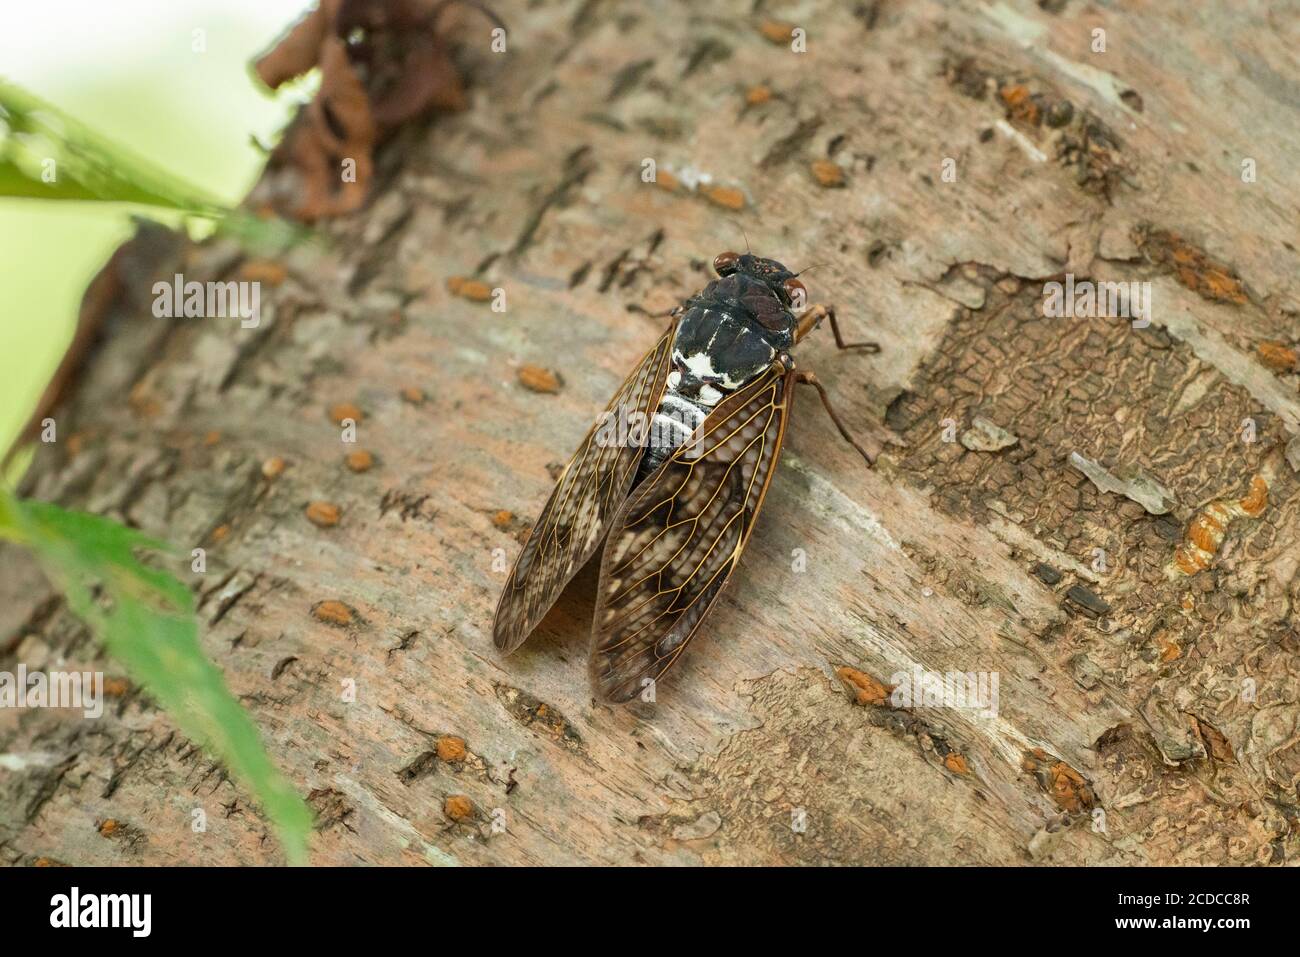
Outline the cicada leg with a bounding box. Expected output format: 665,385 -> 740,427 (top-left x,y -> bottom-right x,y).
794,370 -> 881,467
794,303 -> 880,352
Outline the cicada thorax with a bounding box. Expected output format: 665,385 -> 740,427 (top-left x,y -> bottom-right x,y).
637,273 -> 796,481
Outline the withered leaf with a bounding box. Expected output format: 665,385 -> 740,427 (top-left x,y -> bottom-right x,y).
253,0 -> 492,222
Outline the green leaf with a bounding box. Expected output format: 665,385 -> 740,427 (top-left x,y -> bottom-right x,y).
0,77 -> 226,214
0,156 -> 102,201
213,209 -> 322,256
0,491 -> 312,864
0,77 -> 322,260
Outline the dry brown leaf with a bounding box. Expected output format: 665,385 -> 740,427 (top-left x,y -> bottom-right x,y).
254,0 -> 339,88
253,0 -> 494,222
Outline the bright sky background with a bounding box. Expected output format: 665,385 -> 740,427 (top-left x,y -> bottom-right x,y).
0,0 -> 314,467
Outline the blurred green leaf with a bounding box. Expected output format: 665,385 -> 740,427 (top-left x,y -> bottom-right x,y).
0,490 -> 312,864
0,77 -> 226,214
0,78 -> 321,257
214,209 -> 321,256
0,156 -> 101,201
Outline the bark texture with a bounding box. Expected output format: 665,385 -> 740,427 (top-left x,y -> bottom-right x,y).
3,0 -> 1300,865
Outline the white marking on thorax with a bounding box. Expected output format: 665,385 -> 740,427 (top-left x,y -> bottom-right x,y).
697,383 -> 723,406
665,370 -> 725,408
680,351 -> 744,390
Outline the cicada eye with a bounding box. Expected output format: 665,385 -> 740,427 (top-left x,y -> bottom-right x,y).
713,251 -> 740,276
783,277 -> 807,309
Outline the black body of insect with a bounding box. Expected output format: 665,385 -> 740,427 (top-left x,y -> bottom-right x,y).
493,251 -> 885,703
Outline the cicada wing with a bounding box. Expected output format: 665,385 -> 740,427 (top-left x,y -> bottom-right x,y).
591,365 -> 795,703
493,323 -> 676,653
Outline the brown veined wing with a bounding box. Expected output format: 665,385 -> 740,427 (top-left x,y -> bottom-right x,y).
493,322 -> 676,654
591,364 -> 795,702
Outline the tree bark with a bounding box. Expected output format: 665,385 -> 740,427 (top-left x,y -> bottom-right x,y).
3,0 -> 1299,865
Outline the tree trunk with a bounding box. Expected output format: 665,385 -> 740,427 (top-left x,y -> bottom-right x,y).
3,0 -> 1299,866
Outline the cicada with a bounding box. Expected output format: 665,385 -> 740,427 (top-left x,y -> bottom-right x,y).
493,251 -> 885,703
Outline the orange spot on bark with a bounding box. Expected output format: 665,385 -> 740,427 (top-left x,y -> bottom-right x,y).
345,450 -> 374,472
443,794 -> 474,820
306,501 -> 341,527
1168,475 -> 1268,577
810,159 -> 846,187
835,665 -> 895,707
759,20 -> 795,44
518,365 -> 562,394
436,736 -> 467,762
1135,226 -> 1249,304
700,184 -> 745,210
238,260 -> 288,286
1188,511 -> 1224,553
1173,545 -> 1208,576
1022,751 -> 1095,812
329,402 -> 363,424
1258,341 -> 1298,373
655,169 -> 681,193
102,677 -> 130,696
1240,475 -> 1268,516
447,276 -> 492,301
129,382 -> 162,418
999,84 -> 1040,125
311,600 -> 354,625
